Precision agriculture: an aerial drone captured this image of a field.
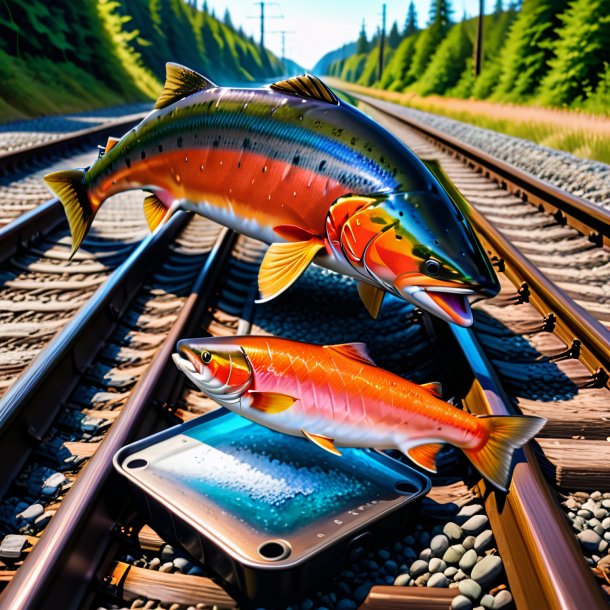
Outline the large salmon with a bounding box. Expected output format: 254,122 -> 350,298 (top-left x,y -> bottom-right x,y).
45,63 -> 499,326
173,336 -> 545,491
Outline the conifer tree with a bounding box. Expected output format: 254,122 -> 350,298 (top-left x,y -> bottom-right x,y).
539,0 -> 610,107
406,0 -> 452,83
404,1 -> 419,36
356,20 -> 369,54
388,21 -> 401,48
223,8 -> 234,30
429,0 -> 453,28
494,0 -> 503,13
493,0 -> 568,101
415,20 -> 472,95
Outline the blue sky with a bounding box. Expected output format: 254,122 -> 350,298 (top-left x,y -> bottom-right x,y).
206,0 -> 495,70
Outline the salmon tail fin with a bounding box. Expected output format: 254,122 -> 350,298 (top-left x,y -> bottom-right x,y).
44,169 -> 95,257
464,415 -> 546,491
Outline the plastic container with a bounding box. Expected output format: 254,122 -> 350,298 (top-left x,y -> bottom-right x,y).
114,410 -> 430,602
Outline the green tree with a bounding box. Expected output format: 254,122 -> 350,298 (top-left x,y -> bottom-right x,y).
404,0 -> 419,36
356,20 -> 369,54
379,33 -> 419,89
471,4 -> 518,98
538,0 -> 610,107
223,8 -> 234,30
429,0 -> 453,28
388,21 -> 401,48
494,0 -> 504,13
406,0 -> 452,84
492,0 -> 569,101
414,21 -> 472,95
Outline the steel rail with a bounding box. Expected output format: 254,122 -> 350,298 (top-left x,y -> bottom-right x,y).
0,227 -> 236,610
0,112 -> 147,176
352,93 -> 610,248
0,197 -> 64,263
356,95 -> 610,386
0,211 -> 190,498
430,318 -> 608,610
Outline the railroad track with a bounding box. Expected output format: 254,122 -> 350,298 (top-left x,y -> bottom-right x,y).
0,98 -> 608,610
0,108 -> 148,227
0,109 -> 152,399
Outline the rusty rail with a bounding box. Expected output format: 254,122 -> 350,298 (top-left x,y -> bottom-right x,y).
352,93 -> 610,248
355,94 -> 610,386
0,112 -> 147,176
0,228 -> 235,610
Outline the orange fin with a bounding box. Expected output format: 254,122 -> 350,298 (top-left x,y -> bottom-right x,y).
421,381 -> 442,398
325,343 -> 376,366
273,224 -> 320,242
405,443 -> 443,473
257,239 -> 325,302
464,415 -> 546,491
248,391 -> 296,414
143,194 -> 170,232
302,430 -> 342,455
104,137 -> 120,153
357,282 -> 385,319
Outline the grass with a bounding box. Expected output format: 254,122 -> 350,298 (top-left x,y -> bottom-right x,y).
327,79 -> 610,165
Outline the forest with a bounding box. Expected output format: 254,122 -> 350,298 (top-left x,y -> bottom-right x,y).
0,0 -> 283,121
322,0 -> 610,115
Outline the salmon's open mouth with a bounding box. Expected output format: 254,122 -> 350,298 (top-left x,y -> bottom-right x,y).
400,286 -> 474,327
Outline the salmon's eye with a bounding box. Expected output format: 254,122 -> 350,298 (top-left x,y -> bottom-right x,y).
202,351 -> 212,364
425,259 -> 441,276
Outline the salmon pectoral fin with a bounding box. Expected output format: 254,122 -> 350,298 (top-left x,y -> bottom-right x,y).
143,194 -> 171,232
357,282 -> 385,319
248,391 -> 296,414
256,239 -> 325,303
302,430 -> 342,456
104,137 -> 120,153
405,443 -> 443,473
464,415 -> 547,491
324,343 -> 376,366
420,382 -> 443,398
44,168 -> 95,258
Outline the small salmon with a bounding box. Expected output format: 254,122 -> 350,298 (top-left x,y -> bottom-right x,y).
173,336 -> 545,491
44,63 -> 499,327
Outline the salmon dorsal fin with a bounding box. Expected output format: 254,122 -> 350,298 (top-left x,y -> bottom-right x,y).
324,343 -> 376,367
154,62 -> 216,110
357,282 -> 385,319
270,74 -> 339,105
406,443 -> 443,473
249,391 -> 296,413
420,381 -> 443,398
302,430 -> 342,456
256,239 -> 325,303
143,194 -> 169,232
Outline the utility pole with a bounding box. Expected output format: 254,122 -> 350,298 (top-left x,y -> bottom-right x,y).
474,0 -> 484,76
269,29 -> 295,65
248,2 -> 282,49
377,3 -> 386,81
260,1 -> 265,48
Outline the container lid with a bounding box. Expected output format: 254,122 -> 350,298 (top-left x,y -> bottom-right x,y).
114,410 -> 430,569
